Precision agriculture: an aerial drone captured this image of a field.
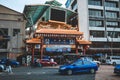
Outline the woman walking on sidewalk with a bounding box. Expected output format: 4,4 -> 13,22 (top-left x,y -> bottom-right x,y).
6,59 -> 13,73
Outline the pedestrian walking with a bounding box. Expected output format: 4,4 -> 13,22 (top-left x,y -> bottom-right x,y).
50,57 -> 54,62
6,59 -> 13,73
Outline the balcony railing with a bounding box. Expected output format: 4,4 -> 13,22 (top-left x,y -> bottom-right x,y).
88,5 -> 103,10
90,37 -> 106,41
89,27 -> 105,31
107,37 -> 120,42
90,36 -> 120,42
105,7 -> 119,11
89,48 -> 120,50
107,27 -> 120,32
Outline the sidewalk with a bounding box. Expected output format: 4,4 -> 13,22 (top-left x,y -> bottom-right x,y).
0,65 -> 60,74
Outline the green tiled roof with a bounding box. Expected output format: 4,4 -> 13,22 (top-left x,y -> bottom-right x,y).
24,4 -> 76,28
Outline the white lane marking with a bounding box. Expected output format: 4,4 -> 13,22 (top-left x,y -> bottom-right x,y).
27,72 -> 31,75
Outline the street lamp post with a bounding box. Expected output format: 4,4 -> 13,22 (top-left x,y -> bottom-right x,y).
17,33 -> 18,53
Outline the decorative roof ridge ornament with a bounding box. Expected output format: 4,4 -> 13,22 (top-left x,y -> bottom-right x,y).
37,20 -> 78,30
49,20 -> 66,25
77,39 -> 92,45
26,38 -> 41,44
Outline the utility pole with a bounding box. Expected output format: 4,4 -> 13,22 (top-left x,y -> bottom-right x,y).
111,27 -> 116,56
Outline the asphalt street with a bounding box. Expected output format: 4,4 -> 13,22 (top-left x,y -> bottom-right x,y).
0,66 -> 95,80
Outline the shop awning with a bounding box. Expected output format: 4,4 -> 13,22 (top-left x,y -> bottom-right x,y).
26,38 -> 41,44
77,40 -> 92,45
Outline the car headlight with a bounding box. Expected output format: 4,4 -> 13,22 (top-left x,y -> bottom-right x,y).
16,62 -> 19,65
60,67 -> 66,70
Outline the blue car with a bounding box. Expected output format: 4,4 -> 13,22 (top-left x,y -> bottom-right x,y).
59,59 -> 98,75
114,64 -> 120,75
0,58 -> 20,67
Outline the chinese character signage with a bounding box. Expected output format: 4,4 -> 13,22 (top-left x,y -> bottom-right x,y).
46,45 -> 71,52
44,37 -> 75,45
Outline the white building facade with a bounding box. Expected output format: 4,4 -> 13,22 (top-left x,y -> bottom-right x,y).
65,0 -> 120,55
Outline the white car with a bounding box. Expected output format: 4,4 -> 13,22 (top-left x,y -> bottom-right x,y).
93,60 -> 101,67
106,56 -> 120,65
81,57 -> 101,67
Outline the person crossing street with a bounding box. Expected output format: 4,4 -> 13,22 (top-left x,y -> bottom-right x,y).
6,59 -> 13,73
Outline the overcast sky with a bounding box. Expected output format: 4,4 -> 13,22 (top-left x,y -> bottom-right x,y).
0,0 -> 67,13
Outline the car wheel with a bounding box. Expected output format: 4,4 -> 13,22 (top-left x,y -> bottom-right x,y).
67,70 -> 73,75
90,69 -> 95,74
113,62 -> 116,66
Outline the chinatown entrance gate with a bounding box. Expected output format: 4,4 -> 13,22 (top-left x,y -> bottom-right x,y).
26,20 -> 91,64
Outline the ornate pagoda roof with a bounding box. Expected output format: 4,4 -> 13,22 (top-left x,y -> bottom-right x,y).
77,40 -> 92,45
35,29 -> 83,35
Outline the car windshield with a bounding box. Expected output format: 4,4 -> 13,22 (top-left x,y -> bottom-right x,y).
72,60 -> 83,66
67,59 -> 81,64
106,57 -> 110,59
81,57 -> 93,61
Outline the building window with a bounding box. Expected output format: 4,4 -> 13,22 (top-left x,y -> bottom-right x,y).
90,31 -> 104,37
50,8 -> 65,22
107,31 -> 120,38
105,11 -> 118,18
0,28 -> 8,35
13,29 -> 20,36
105,1 -> 118,8
88,0 -> 102,6
106,21 -> 118,27
89,9 -> 103,17
71,0 -> 77,9
0,40 -> 7,49
89,20 -> 103,27
65,0 -> 72,8
113,43 -> 120,48
0,28 -> 8,49
92,42 -> 106,48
